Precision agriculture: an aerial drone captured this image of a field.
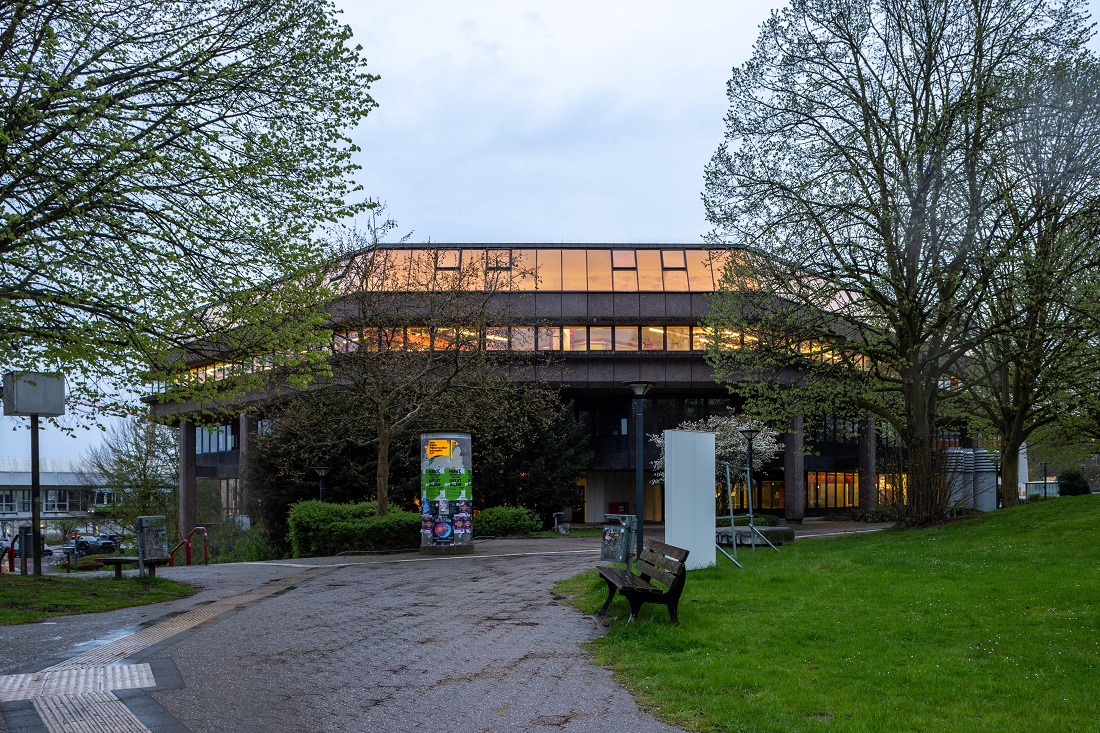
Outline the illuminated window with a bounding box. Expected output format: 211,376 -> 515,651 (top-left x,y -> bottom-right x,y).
563,326 -> 588,351
662,250 -> 686,269
536,249 -> 562,290
485,327 -> 509,351
436,250 -> 460,270
382,250 -> 411,290
636,250 -> 663,290
613,268 -> 639,291
588,326 -> 613,350
614,326 -> 639,351
691,326 -> 712,350
381,327 -> 405,350
612,250 -> 636,268
407,327 -> 432,350
807,472 -> 860,509
513,249 -> 537,290
686,250 -> 714,291
511,327 -> 536,351
666,326 -> 690,350
537,326 -> 562,350
562,250 -> 587,289
641,326 -> 664,350
487,249 -> 511,269
586,250 -> 613,291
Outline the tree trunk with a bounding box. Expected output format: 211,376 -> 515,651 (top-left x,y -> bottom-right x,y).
903,377 -> 944,524
1000,439 -> 1022,508
376,432 -> 390,516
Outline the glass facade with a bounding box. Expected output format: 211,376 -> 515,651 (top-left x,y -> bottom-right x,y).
807,471 -> 859,509
361,246 -> 735,293
197,424 -> 239,454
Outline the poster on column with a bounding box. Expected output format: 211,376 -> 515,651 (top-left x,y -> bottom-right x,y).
420,432 -> 473,548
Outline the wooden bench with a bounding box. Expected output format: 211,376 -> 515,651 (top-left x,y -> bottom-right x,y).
97,556 -> 170,579
597,539 -> 690,623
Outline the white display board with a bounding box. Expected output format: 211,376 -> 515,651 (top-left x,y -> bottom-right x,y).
663,429 -> 716,570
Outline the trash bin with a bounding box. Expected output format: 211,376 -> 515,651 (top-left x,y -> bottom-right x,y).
601,514 -> 636,564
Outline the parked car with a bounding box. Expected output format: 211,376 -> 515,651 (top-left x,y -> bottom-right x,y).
74,535 -> 116,553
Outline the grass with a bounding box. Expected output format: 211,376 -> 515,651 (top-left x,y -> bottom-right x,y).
527,526 -> 606,539
0,575 -> 194,625
557,495 -> 1100,733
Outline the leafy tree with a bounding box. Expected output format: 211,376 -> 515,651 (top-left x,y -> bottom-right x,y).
1056,466 -> 1091,496
79,417 -> 179,539
1,0 -> 377,416
957,57 -> 1100,507
703,0 -> 1089,523
648,414 -> 782,485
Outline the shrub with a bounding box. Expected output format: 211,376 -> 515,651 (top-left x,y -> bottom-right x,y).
287,501 -> 419,557
474,506 -> 542,537
1057,467 -> 1091,497
1027,493 -> 1048,503
716,514 -> 781,527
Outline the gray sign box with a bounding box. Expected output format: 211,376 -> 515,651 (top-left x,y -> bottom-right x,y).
2,372 -> 66,417
137,516 -> 169,561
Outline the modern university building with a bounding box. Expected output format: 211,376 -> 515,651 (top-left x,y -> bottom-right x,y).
150,243 -> 879,532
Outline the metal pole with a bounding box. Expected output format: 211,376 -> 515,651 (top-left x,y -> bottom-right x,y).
634,395 -> 645,558
30,414 -> 42,576
319,474 -> 327,502
1042,462 -> 1048,499
745,437 -> 756,550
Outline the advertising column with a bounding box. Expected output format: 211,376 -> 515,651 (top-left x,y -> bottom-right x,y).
420,432 -> 474,555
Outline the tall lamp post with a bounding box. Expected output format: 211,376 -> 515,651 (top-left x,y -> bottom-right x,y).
625,381 -> 653,558
312,466 -> 331,502
1041,462 -> 1048,499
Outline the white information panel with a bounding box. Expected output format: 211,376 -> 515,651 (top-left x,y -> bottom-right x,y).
663,429 -> 716,570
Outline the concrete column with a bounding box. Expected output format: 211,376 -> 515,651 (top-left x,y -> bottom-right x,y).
784,414 -> 806,521
179,421 -> 197,540
858,414 -> 877,511
238,413 -> 258,502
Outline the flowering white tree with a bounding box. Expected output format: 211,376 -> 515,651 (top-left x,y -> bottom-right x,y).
649,414 -> 782,485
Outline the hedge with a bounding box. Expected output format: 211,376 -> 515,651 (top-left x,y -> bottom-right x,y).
288,501 -> 420,557
473,506 -> 542,537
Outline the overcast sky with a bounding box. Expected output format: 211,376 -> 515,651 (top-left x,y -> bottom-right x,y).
4,0 -> 1096,458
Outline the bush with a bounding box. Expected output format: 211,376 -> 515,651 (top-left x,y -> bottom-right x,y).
1057,467 -> 1091,497
716,514 -> 781,527
287,501 -> 419,557
474,506 -> 542,537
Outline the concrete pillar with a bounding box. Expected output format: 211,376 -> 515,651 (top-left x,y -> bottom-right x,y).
784,414 -> 806,521
238,413 -> 258,503
179,421 -> 197,540
858,415 -> 877,511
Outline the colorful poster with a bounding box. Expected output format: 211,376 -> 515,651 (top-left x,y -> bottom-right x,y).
420,433 -> 473,547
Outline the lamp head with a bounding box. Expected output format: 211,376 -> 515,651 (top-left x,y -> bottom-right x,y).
312,466 -> 332,477
739,428 -> 761,442
624,381 -> 653,397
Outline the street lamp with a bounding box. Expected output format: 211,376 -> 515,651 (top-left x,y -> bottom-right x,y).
1041,462 -> 1048,499
312,466 -> 331,502
740,427 -> 760,528
625,381 -> 653,557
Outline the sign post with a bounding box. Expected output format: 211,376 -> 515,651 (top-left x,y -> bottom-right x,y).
3,372 -> 66,577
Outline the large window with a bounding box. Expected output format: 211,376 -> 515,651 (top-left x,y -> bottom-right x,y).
197,424 -> 239,454
807,472 -> 859,509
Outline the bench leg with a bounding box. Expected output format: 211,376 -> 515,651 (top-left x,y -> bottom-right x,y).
626,595 -> 644,623
114,564 -> 123,580
597,577 -> 618,616
666,600 -> 679,624
148,564 -> 156,579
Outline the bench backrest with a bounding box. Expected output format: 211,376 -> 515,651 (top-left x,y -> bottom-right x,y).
637,539 -> 689,589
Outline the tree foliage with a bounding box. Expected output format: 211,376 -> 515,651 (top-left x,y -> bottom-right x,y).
703,0 -> 1091,523
1,0 -> 376,416
648,414 -> 781,485
79,417 -> 178,539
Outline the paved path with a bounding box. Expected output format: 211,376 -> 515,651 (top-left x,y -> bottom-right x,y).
1,537 -> 686,733
0,522 -> 889,733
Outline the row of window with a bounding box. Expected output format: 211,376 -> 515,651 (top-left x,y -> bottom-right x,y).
361,247 -> 738,293
197,424 -> 239,454
333,325 -> 749,353
0,489 -> 88,514
807,471 -> 860,509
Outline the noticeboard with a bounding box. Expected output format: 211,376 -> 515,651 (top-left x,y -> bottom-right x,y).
136,515 -> 168,561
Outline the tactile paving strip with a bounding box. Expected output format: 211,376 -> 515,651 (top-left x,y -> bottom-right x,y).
34,691 -> 149,733
0,665 -> 155,702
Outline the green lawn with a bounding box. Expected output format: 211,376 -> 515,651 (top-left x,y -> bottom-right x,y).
0,575 -> 194,625
558,495 -> 1100,732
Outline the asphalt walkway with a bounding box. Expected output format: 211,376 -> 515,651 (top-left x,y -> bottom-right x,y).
0,522 -> 890,732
